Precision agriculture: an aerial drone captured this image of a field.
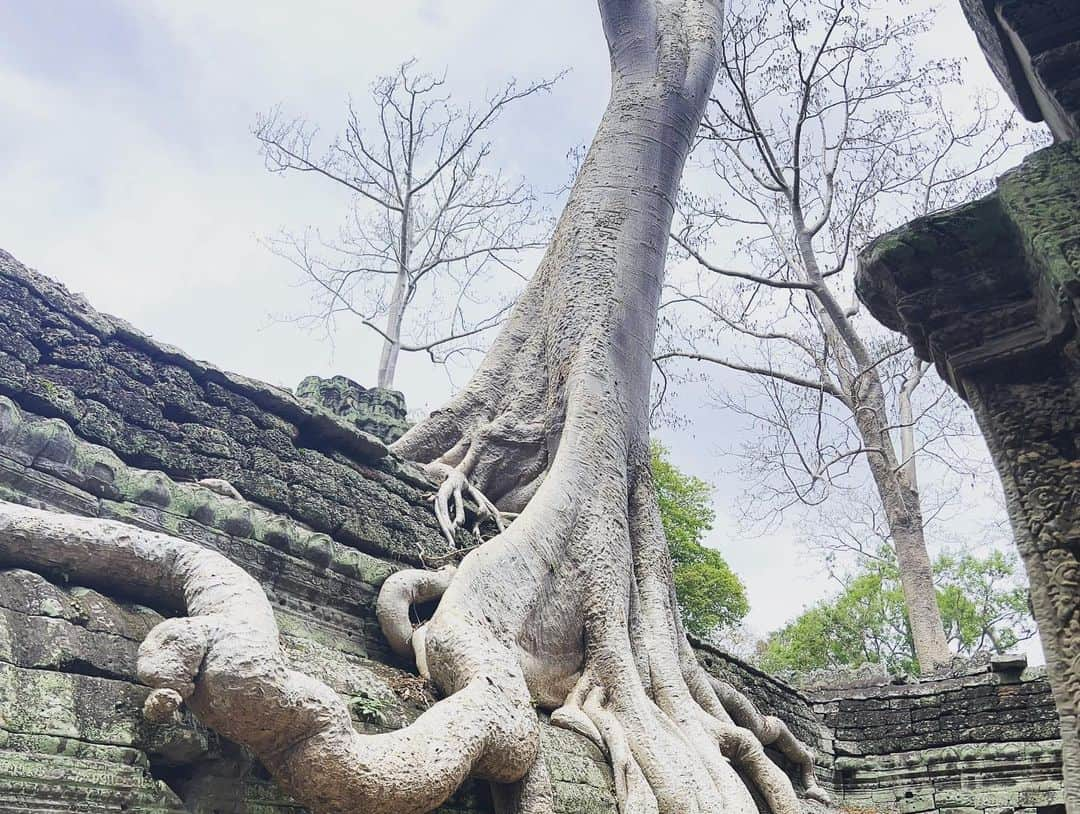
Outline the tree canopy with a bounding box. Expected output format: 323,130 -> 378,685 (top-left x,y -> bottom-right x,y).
651,442 -> 749,639
255,61 -> 554,388
759,548 -> 1036,676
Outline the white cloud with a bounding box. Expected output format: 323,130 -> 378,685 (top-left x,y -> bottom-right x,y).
1,0 -> 1045,659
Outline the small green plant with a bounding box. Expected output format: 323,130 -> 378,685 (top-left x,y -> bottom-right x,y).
347,692 -> 389,725
651,442 -> 749,638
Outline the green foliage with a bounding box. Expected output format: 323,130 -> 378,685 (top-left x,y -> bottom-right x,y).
759,548 -> 1036,676
347,692 -> 389,724
935,549 -> 1032,655
651,442 -> 749,637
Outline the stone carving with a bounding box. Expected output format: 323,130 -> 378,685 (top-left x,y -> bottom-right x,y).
296,374 -> 411,445
857,140 -> 1080,809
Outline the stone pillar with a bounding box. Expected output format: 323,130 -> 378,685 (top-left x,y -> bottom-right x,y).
959,0 -> 1080,141
856,140 -> 1080,809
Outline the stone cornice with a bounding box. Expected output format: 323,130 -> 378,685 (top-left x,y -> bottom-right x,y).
0,250 -> 391,465
958,0 -> 1044,123
855,141 -> 1080,400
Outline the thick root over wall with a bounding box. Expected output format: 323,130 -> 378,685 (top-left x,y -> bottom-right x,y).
0,491 -> 825,814
0,1 -> 831,812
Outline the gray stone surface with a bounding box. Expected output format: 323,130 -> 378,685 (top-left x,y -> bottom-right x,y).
958,0 -> 1080,140
296,374 -> 411,445
0,248 -> 1067,812
0,250 -> 458,568
806,661 -> 1064,812
857,140 -> 1080,808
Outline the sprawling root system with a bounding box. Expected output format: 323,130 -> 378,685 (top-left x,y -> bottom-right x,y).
0,1 -> 830,811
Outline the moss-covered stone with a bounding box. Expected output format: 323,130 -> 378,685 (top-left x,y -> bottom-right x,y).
0,248 -> 1067,813
997,140 -> 1080,297
296,374 -> 411,444
856,137 -> 1079,808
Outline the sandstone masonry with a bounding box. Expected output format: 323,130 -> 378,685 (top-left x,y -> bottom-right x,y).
0,251 -> 1065,812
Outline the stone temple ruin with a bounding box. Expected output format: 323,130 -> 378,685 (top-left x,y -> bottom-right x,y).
0,258 -> 1064,813
855,0 -> 1080,810
0,1 -> 1078,812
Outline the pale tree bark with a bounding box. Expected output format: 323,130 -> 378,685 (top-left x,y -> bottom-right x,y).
897,360 -> 926,493
377,200 -> 413,387
885,359 -> 949,670
0,2 -> 830,813
376,267 -> 408,387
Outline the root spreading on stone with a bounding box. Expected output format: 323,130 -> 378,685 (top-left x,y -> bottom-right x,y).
0,502 -> 539,814
0,2 -> 832,812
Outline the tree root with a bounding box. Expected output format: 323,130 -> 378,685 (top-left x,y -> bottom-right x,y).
706,674 -> 832,803
0,402 -> 829,814
376,565 -> 457,665
583,686 -> 659,814
423,461 -> 506,547
551,673 -> 604,750
1,448 -> 829,814
0,500 -> 539,814
393,429 -> 829,814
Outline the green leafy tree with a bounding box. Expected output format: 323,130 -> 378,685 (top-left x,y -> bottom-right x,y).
760,549 -> 1036,676
936,550 -> 1033,656
651,442 -> 749,638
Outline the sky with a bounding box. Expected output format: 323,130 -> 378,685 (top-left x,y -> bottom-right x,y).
0,0 -> 1047,657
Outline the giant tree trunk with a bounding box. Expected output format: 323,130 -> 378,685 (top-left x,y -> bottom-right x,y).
380,2 -> 819,808
0,2 -> 829,812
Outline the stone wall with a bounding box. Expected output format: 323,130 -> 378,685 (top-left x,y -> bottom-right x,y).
959,0 -> 1080,141
809,660 -> 1063,813
694,641 -> 832,754
0,251 -> 457,568
697,640 -> 1067,813
0,250 -> 617,814
0,249 -> 1068,812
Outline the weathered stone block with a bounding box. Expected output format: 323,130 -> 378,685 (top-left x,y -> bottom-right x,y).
296,374 -> 410,444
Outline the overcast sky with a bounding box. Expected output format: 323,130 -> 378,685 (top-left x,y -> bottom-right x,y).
0,0 -> 1045,653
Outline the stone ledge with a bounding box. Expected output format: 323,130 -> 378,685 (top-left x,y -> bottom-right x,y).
0,249 -> 474,567
0,250 -> 389,464
856,141 -> 1080,400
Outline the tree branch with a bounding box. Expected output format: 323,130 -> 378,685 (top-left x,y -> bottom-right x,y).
655,351 -> 846,400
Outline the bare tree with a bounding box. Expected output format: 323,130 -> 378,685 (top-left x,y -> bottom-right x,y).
254,61 -> 557,388
1,3 -> 834,813
657,0 -> 1038,672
